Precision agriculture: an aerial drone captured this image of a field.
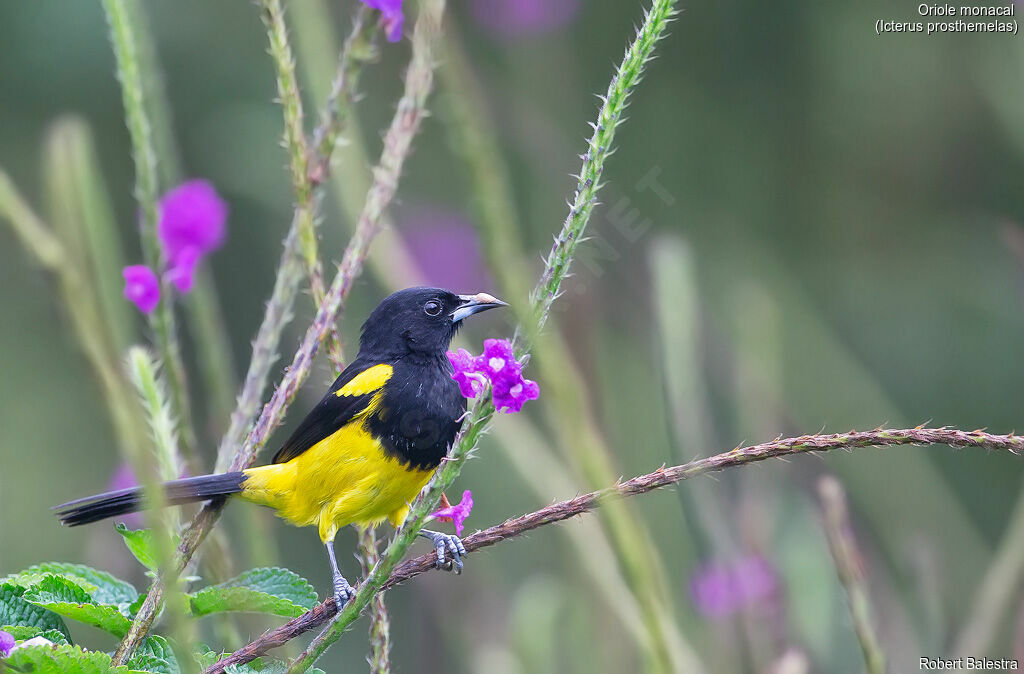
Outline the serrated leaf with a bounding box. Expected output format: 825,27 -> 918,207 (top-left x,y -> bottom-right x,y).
5,563 -> 138,606
23,575 -> 132,637
126,635 -> 179,674
0,583 -> 69,639
115,523 -> 158,571
0,625 -> 69,644
188,568 -> 317,618
2,642 -> 142,673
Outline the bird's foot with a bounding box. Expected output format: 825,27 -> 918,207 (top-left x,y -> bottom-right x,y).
419,529 -> 466,573
333,573 -> 357,606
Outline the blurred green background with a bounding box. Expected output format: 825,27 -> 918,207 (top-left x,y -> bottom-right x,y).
2,1 -> 1023,672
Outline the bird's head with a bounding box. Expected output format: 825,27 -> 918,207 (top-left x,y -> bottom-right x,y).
359,287 -> 507,357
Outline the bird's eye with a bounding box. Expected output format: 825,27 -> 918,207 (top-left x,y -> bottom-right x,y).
423,300 -> 442,316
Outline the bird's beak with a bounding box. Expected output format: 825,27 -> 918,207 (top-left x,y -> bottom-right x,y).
451,292 -> 508,323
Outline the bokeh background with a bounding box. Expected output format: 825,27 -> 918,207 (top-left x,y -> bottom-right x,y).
2,1 -> 1024,672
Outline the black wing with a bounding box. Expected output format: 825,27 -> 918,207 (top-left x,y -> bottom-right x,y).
271,358 -> 383,464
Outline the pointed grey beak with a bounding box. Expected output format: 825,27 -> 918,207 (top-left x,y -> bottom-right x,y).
451,292 -> 507,323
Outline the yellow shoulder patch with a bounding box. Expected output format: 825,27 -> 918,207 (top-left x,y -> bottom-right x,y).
336,363 -> 393,397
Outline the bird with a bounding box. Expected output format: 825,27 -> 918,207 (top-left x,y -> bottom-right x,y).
55,287 -> 507,605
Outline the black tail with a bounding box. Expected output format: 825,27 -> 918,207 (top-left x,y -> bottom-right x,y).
54,472 -> 247,527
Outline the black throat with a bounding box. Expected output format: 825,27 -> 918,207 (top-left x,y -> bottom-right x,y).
364,352 -> 466,471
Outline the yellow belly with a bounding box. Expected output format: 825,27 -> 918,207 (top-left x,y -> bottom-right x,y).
238,422 -> 432,543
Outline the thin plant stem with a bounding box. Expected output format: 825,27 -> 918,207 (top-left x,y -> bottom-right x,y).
0,169 -> 144,460
439,21 -> 690,672
291,0 -> 422,293
286,2 -> 676,670
357,528 -> 392,674
206,426 -> 1024,671
950,492 -> 1024,656
102,0 -> 199,471
818,476 -> 887,674
124,348 -> 198,674
259,0 -> 344,366
43,117 -> 134,354
114,0 -> 443,657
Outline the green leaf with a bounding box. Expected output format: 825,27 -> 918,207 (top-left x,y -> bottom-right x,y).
0,625 -> 69,644
2,642 -> 141,673
4,563 -> 138,606
115,523 -> 158,571
23,575 -> 132,637
126,635 -> 179,674
0,582 -> 69,639
188,568 -> 317,618
190,651 -> 324,674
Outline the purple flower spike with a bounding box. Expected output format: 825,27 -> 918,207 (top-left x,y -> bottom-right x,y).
448,348 -> 488,398
158,179 -> 227,293
447,338 -> 539,413
431,490 -> 474,535
480,338 -> 521,384
122,265 -> 161,314
0,630 -> 15,658
493,376 -> 540,414
360,0 -> 404,42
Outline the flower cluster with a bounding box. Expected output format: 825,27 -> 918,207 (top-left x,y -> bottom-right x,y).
122,179 -> 227,313
359,0 -> 404,43
0,630 -> 13,658
689,555 -> 779,619
430,489 -> 474,535
448,338 -> 539,413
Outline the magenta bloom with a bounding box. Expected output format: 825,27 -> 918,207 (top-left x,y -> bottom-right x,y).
122,265 -> 161,314
0,631 -> 14,658
447,338 -> 539,413
360,0 -> 404,42
431,490 -> 474,535
471,0 -> 581,39
448,348 -> 489,398
689,555 -> 779,619
158,179 -> 227,293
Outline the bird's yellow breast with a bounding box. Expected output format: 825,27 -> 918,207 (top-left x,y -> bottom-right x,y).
239,363 -> 433,542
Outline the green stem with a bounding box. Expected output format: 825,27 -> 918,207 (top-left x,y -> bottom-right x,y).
818,476 -> 887,674
259,0 -> 344,365
287,1 -> 677,669
440,14 -> 690,674
102,0 -> 199,471
43,117 -> 133,355
357,528 -> 392,674
122,348 -> 197,673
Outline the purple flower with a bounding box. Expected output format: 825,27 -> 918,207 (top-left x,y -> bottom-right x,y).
492,376 -> 540,414
447,338 -> 540,413
0,631 -> 14,658
471,0 -> 581,40
122,265 -> 161,314
360,0 -> 404,42
448,348 -> 489,398
158,179 -> 227,293
431,489 -> 474,535
689,555 -> 779,619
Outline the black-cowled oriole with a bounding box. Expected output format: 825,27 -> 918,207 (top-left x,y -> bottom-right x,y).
55,287 -> 506,603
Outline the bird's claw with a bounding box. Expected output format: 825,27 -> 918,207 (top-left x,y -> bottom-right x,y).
332,573 -> 357,606
420,529 -> 466,574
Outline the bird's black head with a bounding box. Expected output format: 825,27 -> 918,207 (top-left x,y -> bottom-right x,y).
359,287 -> 506,358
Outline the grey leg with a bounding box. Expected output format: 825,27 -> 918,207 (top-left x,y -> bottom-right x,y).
326,541 -> 357,605
419,529 -> 466,573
